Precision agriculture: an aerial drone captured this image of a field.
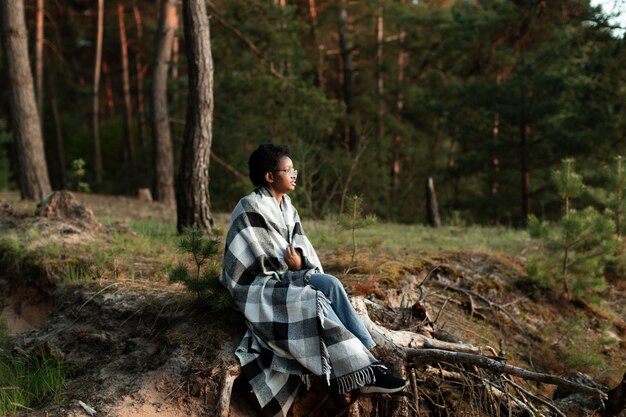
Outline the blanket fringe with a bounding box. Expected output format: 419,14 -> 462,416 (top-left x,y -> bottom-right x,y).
336,366 -> 377,395
317,293 -> 332,384
300,374 -> 311,390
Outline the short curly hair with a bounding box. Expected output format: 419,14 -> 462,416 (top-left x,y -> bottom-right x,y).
248,144 -> 291,187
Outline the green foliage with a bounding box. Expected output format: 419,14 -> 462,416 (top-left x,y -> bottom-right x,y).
556,314 -> 616,371
338,195 -> 378,267
169,228 -> 232,309
0,119 -> 12,190
67,159 -> 90,193
0,333 -> 67,415
4,0 -> 626,224
527,159 -> 618,299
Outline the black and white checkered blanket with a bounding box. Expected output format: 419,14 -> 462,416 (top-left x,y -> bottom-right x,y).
220,187 -> 378,417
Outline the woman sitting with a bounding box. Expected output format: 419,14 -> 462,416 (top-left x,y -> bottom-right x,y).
220,144 -> 406,417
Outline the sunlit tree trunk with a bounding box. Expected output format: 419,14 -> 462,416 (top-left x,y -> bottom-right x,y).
118,2 -> 135,172
35,0 -> 44,122
176,0 -> 214,233
151,0 -> 177,206
93,0 -> 104,182
1,0 -> 52,200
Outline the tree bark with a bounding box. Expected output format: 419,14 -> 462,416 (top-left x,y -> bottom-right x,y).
118,2 -> 135,172
132,3 -> 147,156
491,111 -> 500,224
338,0 -> 358,152
51,94 -> 66,188
151,0 -> 177,206
391,12 -> 406,197
376,4 -> 384,145
176,0 -> 214,233
519,53 -> 531,220
1,0 -> 52,200
35,0 -> 44,122
307,0 -> 325,89
425,177 -> 441,228
93,0 -> 104,183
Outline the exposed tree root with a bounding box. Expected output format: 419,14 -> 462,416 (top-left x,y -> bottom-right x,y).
217,364 -> 241,417
218,295 -> 616,417
350,295 -> 612,416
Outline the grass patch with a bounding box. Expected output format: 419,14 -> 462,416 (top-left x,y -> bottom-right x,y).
0,321 -> 67,415
130,219 -> 177,239
305,221 -> 531,257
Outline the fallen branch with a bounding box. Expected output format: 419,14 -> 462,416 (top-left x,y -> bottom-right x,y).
405,348 -> 607,400
352,297 -> 498,356
434,276 -> 525,333
503,375 -> 568,417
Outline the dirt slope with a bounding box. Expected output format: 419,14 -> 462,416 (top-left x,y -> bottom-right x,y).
0,192 -> 624,416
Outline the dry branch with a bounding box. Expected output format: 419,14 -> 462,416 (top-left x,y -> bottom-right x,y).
406,348 -> 607,400
352,297 -> 498,356
350,294 -> 608,412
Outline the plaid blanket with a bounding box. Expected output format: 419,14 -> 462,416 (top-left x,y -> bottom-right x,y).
220,187 -> 378,417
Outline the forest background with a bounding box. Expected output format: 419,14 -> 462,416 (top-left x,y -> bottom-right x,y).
1,0 -> 626,226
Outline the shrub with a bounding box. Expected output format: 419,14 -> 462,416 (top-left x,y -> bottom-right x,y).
528,159 -> 618,299
169,228 -> 232,310
337,195 -> 377,267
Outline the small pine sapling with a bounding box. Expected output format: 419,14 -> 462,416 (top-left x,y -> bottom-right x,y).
338,195 -> 377,268
528,159 -> 618,300
169,228 -> 232,310
68,159 -> 90,193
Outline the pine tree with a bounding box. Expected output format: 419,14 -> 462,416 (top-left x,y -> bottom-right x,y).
528,159 -> 618,300
169,228 -> 231,309
338,195 -> 377,268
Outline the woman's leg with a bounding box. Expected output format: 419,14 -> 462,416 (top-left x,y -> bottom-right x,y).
307,273 -> 376,349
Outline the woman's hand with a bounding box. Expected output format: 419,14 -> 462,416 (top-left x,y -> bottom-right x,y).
285,244 -> 303,270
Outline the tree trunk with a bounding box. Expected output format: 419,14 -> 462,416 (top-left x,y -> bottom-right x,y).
425,177 -> 441,228
491,111 -> 500,224
102,61 -> 115,118
1,0 -> 52,200
520,120 -> 531,220
376,4 -> 384,144
176,0 -> 214,233
391,16 -> 406,197
51,94 -> 67,188
338,0 -> 358,152
519,53 -> 531,220
307,0 -> 325,89
118,2 -> 135,173
132,3 -> 147,156
616,155 -> 623,239
151,0 -> 177,206
93,0 -> 104,183
35,0 -> 44,122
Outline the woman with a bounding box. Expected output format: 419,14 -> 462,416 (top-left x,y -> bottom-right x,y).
220,144 -> 406,417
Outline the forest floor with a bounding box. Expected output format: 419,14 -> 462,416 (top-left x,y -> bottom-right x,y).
0,191 -> 624,417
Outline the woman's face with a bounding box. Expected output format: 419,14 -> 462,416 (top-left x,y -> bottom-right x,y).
267,156 -> 297,195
